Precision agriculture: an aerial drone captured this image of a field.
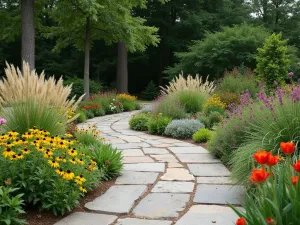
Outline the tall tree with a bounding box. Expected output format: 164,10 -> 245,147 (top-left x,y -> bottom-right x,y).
21,0 -> 35,69
45,0 -> 159,98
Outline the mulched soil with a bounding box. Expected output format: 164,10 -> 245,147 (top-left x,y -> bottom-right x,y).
23,179 -> 115,225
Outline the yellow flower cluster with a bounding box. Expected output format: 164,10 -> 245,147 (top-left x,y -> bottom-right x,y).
0,126 -> 97,193
75,125 -> 105,142
116,93 -> 137,101
204,94 -> 226,108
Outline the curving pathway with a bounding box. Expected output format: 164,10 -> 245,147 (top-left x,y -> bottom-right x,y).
55,111 -> 244,225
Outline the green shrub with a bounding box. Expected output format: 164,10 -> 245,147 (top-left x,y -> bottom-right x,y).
164,119 -> 204,139
217,67 -> 258,97
75,125 -> 101,146
0,186 -> 26,225
120,100 -> 136,111
93,108 -> 105,117
85,110 -> 95,119
91,91 -> 116,113
141,80 -> 159,100
129,114 -> 150,131
208,111 -> 223,128
64,76 -> 101,98
83,142 -> 123,181
197,114 -> 210,128
148,114 -> 171,135
204,94 -> 226,115
76,110 -> 87,123
193,128 -> 213,143
176,90 -> 209,113
153,95 -> 186,119
1,101 -> 67,135
255,33 -> 291,88
219,91 -> 241,106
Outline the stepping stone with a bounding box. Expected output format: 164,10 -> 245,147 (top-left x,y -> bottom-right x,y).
144,139 -> 165,145
116,171 -> 159,184
197,177 -> 233,184
174,142 -> 196,147
151,154 -> 179,163
188,164 -> 231,177
168,163 -> 183,168
159,139 -> 182,143
122,149 -> 145,157
54,212 -> 117,225
139,135 -> 162,140
113,143 -> 150,150
116,218 -> 172,225
133,193 -> 190,218
107,138 -> 126,144
123,163 -> 165,172
123,156 -> 155,163
152,181 -> 194,193
85,185 -> 147,214
168,147 -> 208,154
118,135 -> 142,143
143,147 -> 169,155
161,168 -> 195,181
175,205 -> 241,225
194,184 -> 244,205
153,144 -> 175,148
176,154 -> 220,163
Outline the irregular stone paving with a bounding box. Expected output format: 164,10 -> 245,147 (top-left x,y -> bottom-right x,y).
55,111 -> 244,225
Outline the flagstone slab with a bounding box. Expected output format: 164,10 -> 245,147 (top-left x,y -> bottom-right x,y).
123,163 -> 165,172
121,149 -> 145,157
116,171 -> 159,184
151,154 -> 179,163
173,142 -> 196,147
152,181 -> 194,193
176,153 -> 220,163
143,147 -> 169,155
168,147 -> 208,154
123,156 -> 155,163
85,185 -> 147,214
197,176 -> 233,184
153,144 -> 175,148
113,143 -> 151,149
194,184 -> 244,205
116,218 -> 172,225
175,205 -> 240,225
161,168 -> 195,181
54,212 -> 117,225
168,163 -> 183,168
188,164 -> 231,177
133,193 -> 190,218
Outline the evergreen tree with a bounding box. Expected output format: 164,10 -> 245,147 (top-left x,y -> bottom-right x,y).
255,33 -> 291,88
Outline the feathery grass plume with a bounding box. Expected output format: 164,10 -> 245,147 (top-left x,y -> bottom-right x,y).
0,62 -> 84,121
160,72 -> 215,96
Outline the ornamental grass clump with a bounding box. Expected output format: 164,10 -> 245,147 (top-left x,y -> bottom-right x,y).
176,90 -> 209,113
160,72 -> 215,96
0,127 -> 101,216
152,95 -> 186,119
164,119 -> 204,139
0,62 -> 83,121
231,142 -> 300,225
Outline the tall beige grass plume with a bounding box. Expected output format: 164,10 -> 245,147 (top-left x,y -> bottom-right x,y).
160,72 -> 215,96
0,62 -> 84,120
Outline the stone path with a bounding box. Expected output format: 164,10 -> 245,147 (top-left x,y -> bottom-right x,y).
55,111 -> 244,225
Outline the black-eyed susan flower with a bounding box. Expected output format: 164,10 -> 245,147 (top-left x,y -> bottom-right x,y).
36,146 -> 46,152
44,150 -> 53,158
70,158 -> 77,164
48,160 -> 59,168
65,132 -> 73,138
79,186 -> 87,193
75,175 -> 86,185
21,148 -> 30,154
77,158 -> 85,165
10,154 -> 18,161
68,149 -> 77,157
16,153 -> 24,159
56,168 -> 64,176
3,148 -> 15,158
63,170 -> 74,180
58,141 -> 67,148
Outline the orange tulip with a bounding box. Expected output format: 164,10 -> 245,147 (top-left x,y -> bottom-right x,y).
280,142 -> 295,155
251,168 -> 269,183
293,160 -> 300,172
266,217 -> 276,225
236,217 -> 246,225
292,176 -> 299,186
266,155 -> 279,166
253,150 -> 271,165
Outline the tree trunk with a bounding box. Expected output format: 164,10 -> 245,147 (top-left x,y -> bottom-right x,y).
21,0 -> 35,70
83,17 -> 90,100
116,42 -> 128,93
